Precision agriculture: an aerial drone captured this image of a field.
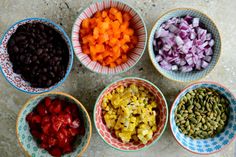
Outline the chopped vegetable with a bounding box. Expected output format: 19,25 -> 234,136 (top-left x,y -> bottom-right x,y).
79,7 -> 138,68
153,15 -> 214,72
101,84 -> 159,144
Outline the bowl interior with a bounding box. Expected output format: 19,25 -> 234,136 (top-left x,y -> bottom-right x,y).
170,82 -> 236,154
72,0 -> 147,74
0,18 -> 73,94
16,93 -> 91,157
94,78 -> 168,151
149,9 -> 221,82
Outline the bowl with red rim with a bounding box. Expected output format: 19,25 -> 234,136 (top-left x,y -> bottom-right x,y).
0,18 -> 73,94
71,0 -> 147,74
94,77 -> 168,151
16,92 -> 92,157
170,82 -> 236,154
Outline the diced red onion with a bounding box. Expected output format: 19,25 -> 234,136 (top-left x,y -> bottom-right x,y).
192,18 -> 199,27
171,65 -> 178,71
209,39 -> 215,46
154,15 -> 214,72
175,36 -> 184,46
180,66 -> 193,72
201,60 -> 209,68
206,33 -> 212,41
204,55 -> 212,62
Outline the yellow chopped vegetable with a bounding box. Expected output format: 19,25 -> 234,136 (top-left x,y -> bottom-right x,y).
102,84 -> 159,144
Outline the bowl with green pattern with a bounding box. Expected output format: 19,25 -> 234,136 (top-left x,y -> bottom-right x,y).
16,92 -> 92,157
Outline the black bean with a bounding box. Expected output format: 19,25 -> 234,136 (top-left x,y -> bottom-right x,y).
36,49 -> 43,55
39,24 -> 45,30
13,46 -> 19,53
15,35 -> 26,42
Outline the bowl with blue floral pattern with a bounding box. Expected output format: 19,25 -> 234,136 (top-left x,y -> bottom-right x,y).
170,81 -> 236,154
16,92 -> 92,157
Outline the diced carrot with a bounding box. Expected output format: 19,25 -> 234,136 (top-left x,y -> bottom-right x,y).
123,34 -> 130,42
100,22 -> 110,30
95,44 -> 105,52
109,7 -> 118,15
115,58 -> 123,65
109,62 -> 116,68
121,54 -> 128,63
120,22 -> 129,32
124,28 -> 134,36
93,27 -> 99,39
102,10 -> 108,18
121,44 -> 129,53
109,38 -> 118,47
112,46 -> 121,59
82,19 -> 90,29
115,12 -> 123,23
104,56 -> 113,65
98,33 -> 109,43
111,20 -> 120,31
123,13 -> 132,22
79,7 -> 138,68
94,11 -> 102,18
82,44 -> 90,54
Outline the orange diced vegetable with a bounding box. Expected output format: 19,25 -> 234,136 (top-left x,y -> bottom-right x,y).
123,13 -> 132,22
93,27 -> 99,39
109,62 -> 116,68
121,44 -> 129,53
115,12 -> 123,23
79,7 -> 138,68
82,19 -> 90,28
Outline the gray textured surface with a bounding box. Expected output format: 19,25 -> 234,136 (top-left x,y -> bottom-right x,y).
0,0 -> 236,157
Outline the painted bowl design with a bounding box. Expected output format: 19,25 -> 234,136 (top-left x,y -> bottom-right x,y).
170,82 -> 236,154
0,18 -> 73,94
72,0 -> 147,74
94,77 -> 168,151
16,92 -> 92,157
148,8 -> 221,82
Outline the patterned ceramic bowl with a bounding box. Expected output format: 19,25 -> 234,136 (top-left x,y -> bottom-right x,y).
72,0 -> 147,74
16,92 -> 92,157
148,8 -> 221,82
170,82 -> 236,154
0,18 -> 73,94
94,77 -> 168,151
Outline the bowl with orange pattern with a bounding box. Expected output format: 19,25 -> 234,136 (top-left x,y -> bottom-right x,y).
71,0 -> 147,75
93,77 -> 168,151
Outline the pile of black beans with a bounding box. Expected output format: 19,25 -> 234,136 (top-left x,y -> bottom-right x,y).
7,23 -> 69,88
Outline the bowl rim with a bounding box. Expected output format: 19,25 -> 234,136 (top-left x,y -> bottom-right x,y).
0,17 -> 74,94
93,76 -> 169,152
71,0 -> 148,75
16,91 -> 92,157
169,81 -> 236,154
148,7 -> 222,83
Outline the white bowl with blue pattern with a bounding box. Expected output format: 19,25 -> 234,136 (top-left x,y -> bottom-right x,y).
148,8 -> 221,82
170,82 -> 236,154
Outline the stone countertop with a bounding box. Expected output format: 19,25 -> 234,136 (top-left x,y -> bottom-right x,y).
0,0 -> 235,157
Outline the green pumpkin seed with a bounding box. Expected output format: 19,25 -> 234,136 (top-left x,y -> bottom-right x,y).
175,88 -> 229,139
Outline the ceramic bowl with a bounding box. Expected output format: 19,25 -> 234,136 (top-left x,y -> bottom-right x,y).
0,18 -> 73,94
148,8 -> 221,82
16,92 -> 92,157
94,77 -> 168,151
170,82 -> 236,154
72,0 -> 147,75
